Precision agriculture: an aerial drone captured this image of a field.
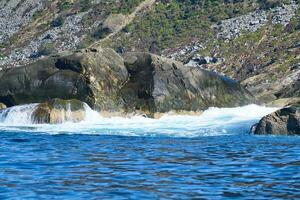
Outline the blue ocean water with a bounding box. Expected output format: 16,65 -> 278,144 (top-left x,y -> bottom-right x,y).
0,105 -> 299,199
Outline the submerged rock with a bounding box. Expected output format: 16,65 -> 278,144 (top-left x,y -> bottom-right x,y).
0,48 -> 254,117
32,99 -> 86,124
252,103 -> 300,135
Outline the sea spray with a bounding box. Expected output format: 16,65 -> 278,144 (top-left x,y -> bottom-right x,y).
0,102 -> 97,125
83,103 -> 103,123
0,104 -> 39,125
0,104 -> 279,137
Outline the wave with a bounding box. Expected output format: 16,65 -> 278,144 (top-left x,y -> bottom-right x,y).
0,104 -> 278,137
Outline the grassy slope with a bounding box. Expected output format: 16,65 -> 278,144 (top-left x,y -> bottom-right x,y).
105,0 -> 260,52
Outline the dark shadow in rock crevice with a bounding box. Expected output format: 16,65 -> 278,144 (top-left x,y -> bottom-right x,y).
120,53 -> 155,113
0,95 -> 16,107
55,57 -> 83,73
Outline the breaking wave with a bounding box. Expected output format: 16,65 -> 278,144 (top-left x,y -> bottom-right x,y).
0,104 -> 278,137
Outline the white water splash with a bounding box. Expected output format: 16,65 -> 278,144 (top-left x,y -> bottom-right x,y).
0,104 -> 279,137
0,104 -> 39,125
0,102 -> 99,125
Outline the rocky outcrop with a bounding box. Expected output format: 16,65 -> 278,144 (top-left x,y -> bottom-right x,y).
0,48 -> 254,117
32,99 -> 87,124
252,103 -> 300,135
120,52 -> 254,116
214,1 -> 298,40
0,47 -> 128,111
267,97 -> 300,107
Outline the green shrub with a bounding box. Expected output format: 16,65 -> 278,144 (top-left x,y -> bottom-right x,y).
58,0 -> 73,11
79,0 -> 92,11
258,0 -> 290,9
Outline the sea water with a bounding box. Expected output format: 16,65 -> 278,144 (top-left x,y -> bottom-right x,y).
0,104 -> 299,199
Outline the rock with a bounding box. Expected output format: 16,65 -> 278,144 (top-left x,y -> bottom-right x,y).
0,47 -> 128,112
242,67 -> 300,104
166,42 -> 204,62
252,103 -> 300,135
214,2 -> 298,40
120,52 -> 254,116
32,99 -> 86,124
0,102 -> 6,109
0,48 -> 255,117
275,78 -> 300,99
214,10 -> 268,40
267,97 -> 300,107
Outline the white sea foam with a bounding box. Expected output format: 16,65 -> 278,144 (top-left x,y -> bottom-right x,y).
0,104 -> 279,137
0,104 -> 39,125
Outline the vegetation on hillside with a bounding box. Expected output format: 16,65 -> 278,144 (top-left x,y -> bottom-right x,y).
98,0 -> 299,101
107,0 -> 262,52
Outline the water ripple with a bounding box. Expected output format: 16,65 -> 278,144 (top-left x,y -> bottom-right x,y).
0,134 -> 299,199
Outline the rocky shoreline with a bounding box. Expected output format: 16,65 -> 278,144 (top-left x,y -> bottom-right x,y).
0,47 -> 299,135
251,101 -> 300,136
0,47 -> 254,120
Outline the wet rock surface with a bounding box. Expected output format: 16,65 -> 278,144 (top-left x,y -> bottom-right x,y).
32,99 -> 87,124
252,103 -> 300,135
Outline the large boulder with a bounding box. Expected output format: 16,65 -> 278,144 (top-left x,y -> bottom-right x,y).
0,49 -> 254,117
252,103 -> 300,135
32,99 -> 87,124
120,52 -> 254,116
0,48 -> 128,111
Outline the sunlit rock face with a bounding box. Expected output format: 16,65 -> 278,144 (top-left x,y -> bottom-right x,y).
120,52 -> 254,116
253,103 -> 300,135
0,47 -> 128,112
0,48 -> 254,117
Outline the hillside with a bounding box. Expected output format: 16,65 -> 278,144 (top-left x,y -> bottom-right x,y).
0,0 -> 299,103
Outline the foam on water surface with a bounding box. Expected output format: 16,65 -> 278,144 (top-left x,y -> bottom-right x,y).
0,104 -> 279,137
